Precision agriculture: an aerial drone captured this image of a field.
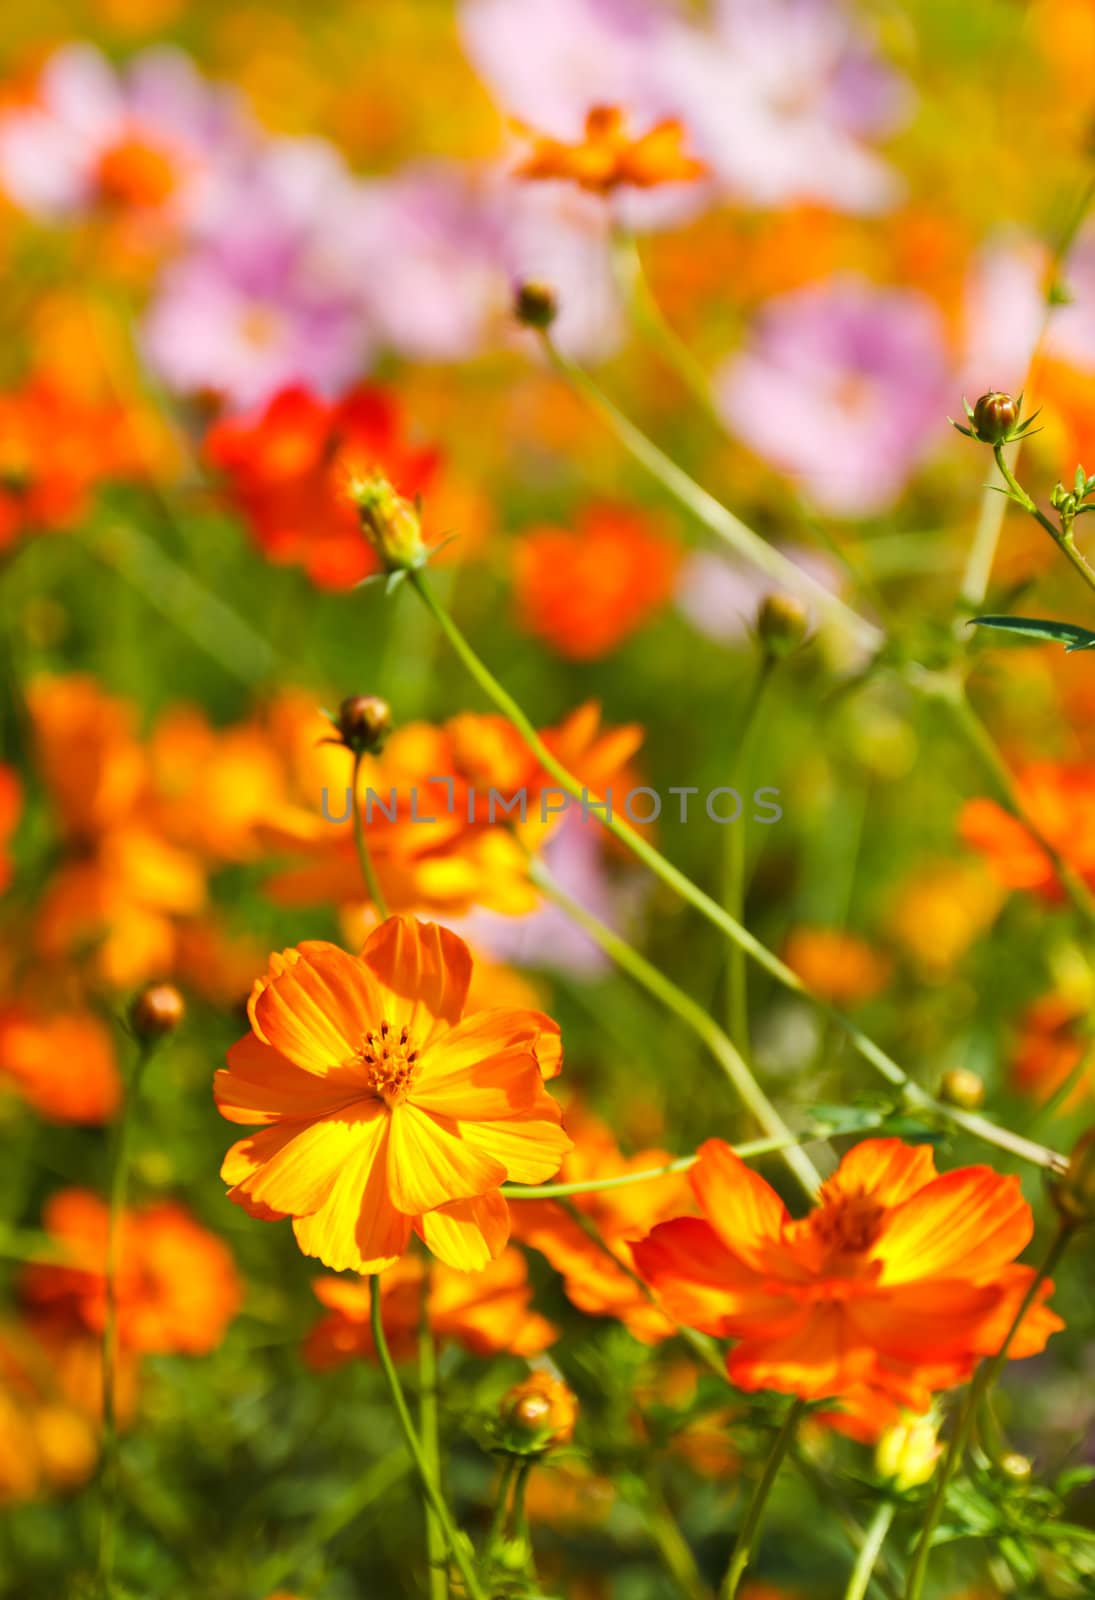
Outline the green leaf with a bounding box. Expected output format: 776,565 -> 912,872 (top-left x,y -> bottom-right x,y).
968,615 -> 1095,652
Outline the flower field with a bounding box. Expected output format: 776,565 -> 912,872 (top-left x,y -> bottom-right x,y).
1,2 -> 1095,1598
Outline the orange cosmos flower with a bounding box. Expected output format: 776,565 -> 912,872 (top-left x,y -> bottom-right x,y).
1012,992 -> 1094,1108
0,1007 -> 121,1124
0,379 -> 141,555
512,503 -> 680,660
22,1189 -> 241,1356
516,106 -> 706,195
632,1138 -> 1062,1411
884,859 -> 1003,980
205,384 -> 444,590
960,762 -> 1095,898
304,1246 -> 556,1370
263,702 -> 643,921
512,1106 -> 694,1343
782,926 -> 891,1006
215,917 -> 571,1273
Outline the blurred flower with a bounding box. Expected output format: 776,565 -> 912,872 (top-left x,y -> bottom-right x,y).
512,1104 -> 694,1342
0,43 -> 252,227
0,1008 -> 121,1124
0,766 -> 20,892
28,675 -> 208,987
0,379 -> 144,555
512,502 -> 679,659
1012,993 -> 1094,1108
884,859 -> 1003,981
205,382 -> 441,589
142,138 -> 372,409
23,1189 -> 241,1355
304,1247 -> 556,1369
633,1138 -> 1062,1408
516,104 -> 705,194
715,277 -> 950,516
960,763 -> 1095,899
875,1408 -> 942,1490
783,926 -> 891,1006
263,702 -> 643,926
462,0 -> 907,216
215,917 -> 571,1272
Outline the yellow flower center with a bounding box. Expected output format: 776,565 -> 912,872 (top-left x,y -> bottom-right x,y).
358,1020 -> 419,1107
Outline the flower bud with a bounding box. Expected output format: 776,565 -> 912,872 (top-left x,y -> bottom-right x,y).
514,280 -> 558,330
498,1372 -> 577,1454
333,695 -> 392,756
756,592 -> 809,658
875,1411 -> 942,1492
129,982 -> 185,1040
349,474 -> 428,573
938,1067 -> 985,1111
971,392 -> 1018,445
1049,1126 -> 1095,1225
1000,1451 -> 1033,1483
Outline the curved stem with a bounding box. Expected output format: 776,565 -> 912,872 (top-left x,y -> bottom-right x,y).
351,749 -> 390,919
612,233 -> 724,430
99,1035 -> 156,1590
720,1399 -> 805,1599
904,1220 -> 1076,1600
844,1501 -> 895,1600
993,442 -> 1095,600
369,1278 -> 487,1600
531,858 -> 819,1197
418,1272 -> 448,1600
409,566 -> 1063,1177
538,333 -> 882,654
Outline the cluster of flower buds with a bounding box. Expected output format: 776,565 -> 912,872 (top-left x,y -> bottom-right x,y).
952,391 -> 1040,448
496,1372 -> 577,1456
1049,465 -> 1095,535
324,694 -> 393,757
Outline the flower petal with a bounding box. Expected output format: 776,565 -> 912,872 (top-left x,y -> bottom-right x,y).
292,1117 -> 412,1272
874,1167 -> 1033,1285
455,1105 -> 572,1186
825,1138 -> 938,1208
361,917 -> 471,1042
417,1191 -> 510,1270
215,1031 -> 366,1125
689,1139 -> 790,1269
249,941 -> 382,1074
223,1103 -> 386,1218
386,1103 -> 506,1214
631,1216 -> 786,1337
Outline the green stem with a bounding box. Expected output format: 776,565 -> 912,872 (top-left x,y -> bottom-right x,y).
351,749 -> 390,919
538,334 -> 882,653
993,442 -> 1095,600
725,659 -> 774,1052
844,1501 -> 895,1600
532,858 -> 819,1198
418,1273 -> 448,1600
483,1457 -> 518,1566
409,567 -> 1064,1178
640,1479 -> 711,1600
904,1220 -> 1076,1600
501,1134 -> 812,1200
612,233 -> 724,431
720,1398 -> 805,1599
369,1278 -> 487,1600
99,1036 -> 156,1592
250,1454 -> 410,1595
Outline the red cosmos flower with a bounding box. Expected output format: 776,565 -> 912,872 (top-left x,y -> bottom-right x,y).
204,384 -> 442,589
632,1139 -> 1062,1414
512,504 -> 680,661
960,762 -> 1095,898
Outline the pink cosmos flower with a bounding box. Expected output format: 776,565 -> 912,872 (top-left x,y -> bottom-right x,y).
0,42 -> 253,228
714,277 -> 951,517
